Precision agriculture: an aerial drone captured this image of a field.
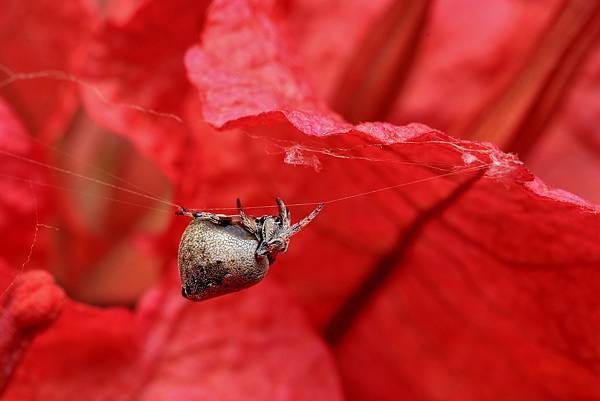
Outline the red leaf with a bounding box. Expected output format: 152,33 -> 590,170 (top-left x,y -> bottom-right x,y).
3,269 -> 343,401
183,1 -> 600,399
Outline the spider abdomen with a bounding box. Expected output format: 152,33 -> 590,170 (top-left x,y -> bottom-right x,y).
178,219 -> 270,301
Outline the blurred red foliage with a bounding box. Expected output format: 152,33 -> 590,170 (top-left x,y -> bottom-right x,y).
1,0 -> 600,400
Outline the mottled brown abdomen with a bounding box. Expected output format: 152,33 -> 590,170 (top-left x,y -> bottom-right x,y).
177,219 -> 270,301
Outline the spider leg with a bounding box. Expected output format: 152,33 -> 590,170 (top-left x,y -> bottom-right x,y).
204,213 -> 235,226
175,206 -> 193,217
176,206 -> 205,218
287,203 -> 324,237
275,197 -> 291,229
237,198 -> 259,234
176,206 -> 234,225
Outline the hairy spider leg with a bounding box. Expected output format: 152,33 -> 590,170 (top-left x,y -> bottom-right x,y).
275,197 -> 291,229
288,203 -> 324,237
236,198 -> 259,234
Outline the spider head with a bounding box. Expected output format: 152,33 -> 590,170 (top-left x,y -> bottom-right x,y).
256,216 -> 289,262
236,198 -> 323,264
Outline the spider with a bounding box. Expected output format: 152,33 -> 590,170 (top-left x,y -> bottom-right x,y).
177,198 -> 323,301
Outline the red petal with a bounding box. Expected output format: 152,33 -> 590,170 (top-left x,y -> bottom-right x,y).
276,0 -> 392,102
3,299 -> 137,400
46,118 -> 173,305
387,0 -> 562,132
79,0 -> 210,179
185,0 -> 349,135
527,44 -> 600,203
0,100 -> 49,266
0,0 -> 96,140
0,268 -> 65,394
184,1 -> 600,399
281,0 -> 600,205
3,269 -> 343,401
